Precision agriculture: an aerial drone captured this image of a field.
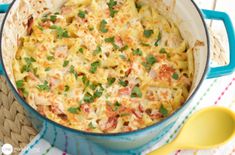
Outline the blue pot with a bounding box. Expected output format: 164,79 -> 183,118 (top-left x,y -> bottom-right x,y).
0,0 -> 235,154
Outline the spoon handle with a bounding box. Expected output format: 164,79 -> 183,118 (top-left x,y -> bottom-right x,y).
147,142 -> 177,155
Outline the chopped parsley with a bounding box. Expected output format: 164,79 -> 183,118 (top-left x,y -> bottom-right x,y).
133,48 -> 143,56
93,88 -> 103,98
146,55 -> 157,65
64,85 -> 70,92
88,26 -> 94,31
159,48 -> 170,58
172,73 -> 179,80
79,48 -> 84,53
37,25 -> 44,31
50,15 -> 57,22
141,43 -> 151,47
89,83 -> 98,90
16,80 -> 24,89
135,2 -> 142,11
113,101 -> 121,111
88,122 -> 96,129
68,107 -> 79,114
131,86 -> 142,98
105,37 -> 119,49
37,81 -> 50,91
99,19 -> 108,33
107,77 -> 116,86
159,105 -> 168,117
78,10 -> 86,18
45,67 -> 51,71
69,65 -> 78,79
154,32 -> 162,46
159,48 -> 167,54
82,75 -> 90,87
105,36 -> 115,43
50,25 -> 69,38
142,55 -> 157,71
120,113 -> 130,117
119,80 -> 128,87
119,54 -> 126,60
107,0 -> 118,17
93,46 -> 102,55
63,60 -> 69,67
84,84 -> 104,103
84,93 -> 95,103
21,57 -> 36,73
25,57 -> 36,64
90,61 -> 101,74
120,45 -> 129,51
47,56 -> 54,61
144,29 -> 154,38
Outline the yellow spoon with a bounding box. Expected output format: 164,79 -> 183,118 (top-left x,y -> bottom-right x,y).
148,106 -> 235,155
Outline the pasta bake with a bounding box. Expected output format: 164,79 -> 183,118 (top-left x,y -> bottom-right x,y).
13,0 -> 194,133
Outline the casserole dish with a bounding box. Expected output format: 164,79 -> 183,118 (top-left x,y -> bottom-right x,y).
0,0 -> 235,154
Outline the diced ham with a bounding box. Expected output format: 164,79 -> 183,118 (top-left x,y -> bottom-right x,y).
104,116 -> 118,132
149,69 -> 157,79
41,21 -> 53,28
61,6 -> 73,15
115,36 -> 123,47
50,98 -> 65,114
37,105 -> 46,116
34,94 -> 49,105
158,64 -> 175,80
118,88 -> 131,96
150,110 -> 163,119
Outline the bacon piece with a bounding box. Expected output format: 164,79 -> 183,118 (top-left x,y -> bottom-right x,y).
138,104 -> 144,113
27,16 -> 34,35
132,109 -> 142,119
104,117 -> 118,132
125,68 -> 132,77
57,113 -> 68,120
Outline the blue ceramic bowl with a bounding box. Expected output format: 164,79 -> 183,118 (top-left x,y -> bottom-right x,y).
0,0 -> 235,154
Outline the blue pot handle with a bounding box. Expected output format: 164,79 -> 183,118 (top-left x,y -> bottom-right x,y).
0,3 -> 10,75
0,3 -> 9,13
202,9 -> 235,79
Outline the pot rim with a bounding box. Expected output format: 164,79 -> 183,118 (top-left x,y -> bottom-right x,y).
0,0 -> 210,137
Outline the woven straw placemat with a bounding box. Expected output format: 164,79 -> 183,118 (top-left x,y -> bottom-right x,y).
0,77 -> 37,154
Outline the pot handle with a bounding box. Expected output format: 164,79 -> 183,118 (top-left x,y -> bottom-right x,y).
0,3 -> 10,75
202,9 -> 235,79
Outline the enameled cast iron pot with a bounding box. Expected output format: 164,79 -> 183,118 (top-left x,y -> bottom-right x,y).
0,0 -> 235,154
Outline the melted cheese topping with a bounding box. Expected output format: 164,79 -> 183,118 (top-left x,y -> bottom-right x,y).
13,0 -> 194,133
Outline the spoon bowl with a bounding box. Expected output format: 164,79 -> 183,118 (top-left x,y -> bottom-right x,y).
148,107 -> 235,155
